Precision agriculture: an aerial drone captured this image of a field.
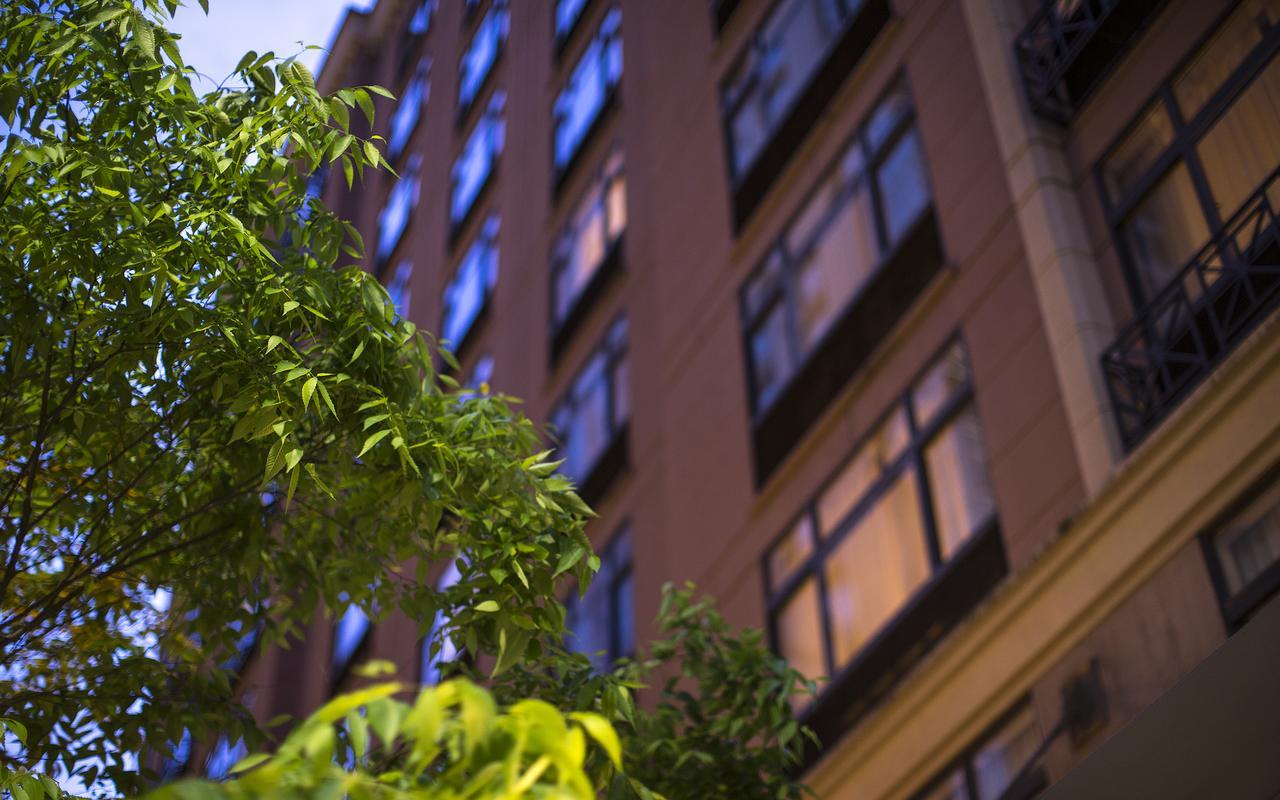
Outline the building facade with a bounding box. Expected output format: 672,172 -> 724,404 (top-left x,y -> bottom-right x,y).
209,0 -> 1280,795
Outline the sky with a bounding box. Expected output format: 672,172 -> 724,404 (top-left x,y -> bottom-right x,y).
168,0 -> 377,89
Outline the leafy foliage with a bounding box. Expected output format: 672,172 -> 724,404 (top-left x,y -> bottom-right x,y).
1,0 -> 593,792
0,2 -> 817,798
147,679 -> 624,800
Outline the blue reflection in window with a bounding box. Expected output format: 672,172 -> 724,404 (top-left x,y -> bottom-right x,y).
451,93 -> 505,226
331,601 -> 370,675
205,737 -> 247,780
566,526 -> 633,670
459,0 -> 509,111
555,0 -> 589,41
421,560 -> 462,685
442,215 -> 499,346
388,58 -> 430,159
377,154 -> 421,265
553,8 -> 621,171
551,315 -> 628,483
409,0 -> 436,34
386,259 -> 413,320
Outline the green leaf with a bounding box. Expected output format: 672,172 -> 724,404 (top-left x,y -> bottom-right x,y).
357,429 -> 391,458
266,335 -> 285,353
229,752 -> 270,774
571,712 -> 622,768
302,376 -> 318,410
354,89 -> 374,126
362,139 -> 379,168
474,600 -> 500,613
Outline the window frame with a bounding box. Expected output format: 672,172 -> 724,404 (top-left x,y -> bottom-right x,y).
1094,1 -> 1280,312
549,146 -> 627,359
441,214 -> 500,354
762,338 -> 1001,713
457,0 -> 509,122
739,78 -> 933,419
552,7 -> 622,189
906,700 -> 1047,800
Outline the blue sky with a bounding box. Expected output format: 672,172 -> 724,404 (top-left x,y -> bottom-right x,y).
168,0 -> 377,88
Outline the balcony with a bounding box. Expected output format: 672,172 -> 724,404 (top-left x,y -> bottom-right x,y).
1014,0 -> 1167,123
1102,167 -> 1280,450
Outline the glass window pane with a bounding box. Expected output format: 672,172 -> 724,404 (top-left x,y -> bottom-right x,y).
1213,479 -> 1280,596
442,219 -> 498,345
925,407 -> 996,560
1103,103 -> 1174,203
386,259 -> 413,320
911,342 -> 971,426
606,171 -> 627,239
556,0 -> 589,39
459,4 -> 507,108
388,61 -> 429,158
917,770 -> 971,800
794,184 -> 879,351
750,305 -> 794,410
332,604 -> 370,672
611,355 -> 630,429
865,83 -> 912,153
378,156 -> 420,263
555,12 -> 621,169
1173,0 -> 1280,118
745,250 -> 785,319
824,472 -> 930,668
614,569 -> 634,657
408,0 -> 435,35
452,95 -> 504,224
1119,162 -> 1211,300
1197,55 -> 1280,220
776,578 -> 827,685
973,706 -> 1041,800
769,515 -> 817,590
878,128 -> 931,246
817,409 -> 909,533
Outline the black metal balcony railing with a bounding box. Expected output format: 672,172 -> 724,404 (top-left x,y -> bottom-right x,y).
1015,0 -> 1167,123
1102,167 -> 1280,450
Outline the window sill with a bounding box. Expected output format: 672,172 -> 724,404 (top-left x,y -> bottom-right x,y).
575,424 -> 629,509
550,235 -> 625,367
728,0 -> 891,234
794,521 -> 1008,773
750,207 -> 945,487
553,87 -> 619,201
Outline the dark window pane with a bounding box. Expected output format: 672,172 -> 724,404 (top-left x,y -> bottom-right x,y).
749,305 -> 794,411
911,341 -> 970,426
1101,103 -> 1173,202
1173,0 -> 1280,118
1197,54 -> 1280,220
1119,162 -> 1211,299
824,472 -> 929,668
614,569 -> 634,657
554,317 -> 628,483
918,771 -> 971,800
1213,479 -> 1280,596
567,527 -> 632,669
925,407 -> 996,560
973,706 -> 1041,800
878,127 -> 930,245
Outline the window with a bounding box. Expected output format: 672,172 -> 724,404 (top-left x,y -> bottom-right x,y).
566,526 -> 633,670
451,92 -> 505,229
421,560 -> 462,685
1208,472 -> 1280,627
388,58 -> 430,160
555,0 -> 590,42
764,342 -> 996,693
742,81 -> 930,413
458,0 -> 508,113
377,154 -> 421,266
723,0 -> 869,181
331,601 -> 370,676
385,259 -> 413,320
442,215 -> 499,348
409,0 -> 436,35
551,147 -> 626,331
1100,0 -> 1280,305
205,736 -> 247,780
911,704 -> 1044,800
553,8 -> 622,175
551,315 -> 629,486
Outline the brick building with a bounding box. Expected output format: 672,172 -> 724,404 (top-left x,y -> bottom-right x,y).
202,0 -> 1280,796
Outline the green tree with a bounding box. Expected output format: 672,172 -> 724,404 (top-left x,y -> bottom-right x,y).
0,2 -> 815,797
